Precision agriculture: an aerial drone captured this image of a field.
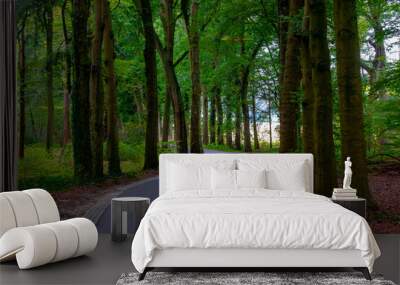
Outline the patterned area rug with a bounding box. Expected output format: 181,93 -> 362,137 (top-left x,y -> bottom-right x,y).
116,272 -> 396,285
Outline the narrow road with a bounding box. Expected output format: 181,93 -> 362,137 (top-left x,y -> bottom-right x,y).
95,149 -> 227,232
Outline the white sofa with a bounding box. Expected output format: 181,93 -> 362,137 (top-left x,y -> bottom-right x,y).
0,189 -> 98,269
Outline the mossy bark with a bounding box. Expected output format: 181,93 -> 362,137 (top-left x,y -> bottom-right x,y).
71,0 -> 93,182
138,0 -> 159,170
162,86 -> 171,143
61,0 -> 71,148
182,0 -> 202,153
202,91 -> 209,145
300,0 -> 314,154
310,0 -> 337,196
279,0 -> 303,153
45,2 -> 54,152
104,0 -> 121,175
90,0 -> 105,178
210,87 -> 216,144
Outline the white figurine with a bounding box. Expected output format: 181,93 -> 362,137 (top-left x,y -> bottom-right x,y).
343,157 -> 353,189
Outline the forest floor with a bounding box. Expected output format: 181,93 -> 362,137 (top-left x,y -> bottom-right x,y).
369,161 -> 400,234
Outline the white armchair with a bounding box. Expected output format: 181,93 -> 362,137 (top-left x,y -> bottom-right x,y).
0,189 -> 98,269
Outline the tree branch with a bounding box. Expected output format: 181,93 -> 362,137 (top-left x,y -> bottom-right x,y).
360,60 -> 374,74
173,50 -> 189,67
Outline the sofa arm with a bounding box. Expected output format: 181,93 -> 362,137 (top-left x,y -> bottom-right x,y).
0,226 -> 57,269
0,218 -> 98,269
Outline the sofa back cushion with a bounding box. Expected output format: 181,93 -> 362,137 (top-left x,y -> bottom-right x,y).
0,189 -> 60,238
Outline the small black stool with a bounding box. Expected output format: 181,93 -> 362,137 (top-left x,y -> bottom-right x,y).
111,197 -> 150,241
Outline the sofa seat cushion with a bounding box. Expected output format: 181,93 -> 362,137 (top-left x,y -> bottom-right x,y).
0,218 -> 98,269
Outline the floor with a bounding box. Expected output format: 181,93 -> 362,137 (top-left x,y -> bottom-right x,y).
0,234 -> 133,285
1,234 -> 399,285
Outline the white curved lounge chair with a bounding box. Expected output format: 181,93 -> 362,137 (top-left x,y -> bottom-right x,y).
0,189 -> 98,269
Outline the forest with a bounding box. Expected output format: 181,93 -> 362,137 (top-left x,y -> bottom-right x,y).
16,0 -> 400,230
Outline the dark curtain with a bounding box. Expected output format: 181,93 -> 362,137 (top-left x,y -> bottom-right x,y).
0,0 -> 17,192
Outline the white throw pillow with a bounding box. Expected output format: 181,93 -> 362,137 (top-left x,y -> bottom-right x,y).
236,169 -> 267,189
266,161 -> 306,191
238,159 -> 307,191
167,162 -> 211,191
211,168 -> 236,190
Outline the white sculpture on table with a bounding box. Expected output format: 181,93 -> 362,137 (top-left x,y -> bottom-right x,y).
343,157 -> 353,189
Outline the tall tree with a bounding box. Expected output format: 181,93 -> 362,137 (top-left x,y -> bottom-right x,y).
209,88 -> 216,143
202,91 -> 209,145
44,1 -> 54,151
61,0 -> 72,147
239,38 -> 251,152
334,0 -> 370,201
161,86 -> 171,144
267,93 -> 273,150
90,0 -> 105,178
216,86 -> 224,145
225,107 -> 233,148
155,0 -> 188,153
310,0 -> 337,196
240,40 -> 262,152
137,0 -> 159,169
71,0 -> 93,181
278,0 -> 289,89
300,0 -> 314,154
251,92 -> 260,150
234,84 -> 242,150
17,13 -> 27,159
279,0 -> 303,153
104,0 -> 121,175
360,0 -> 387,90
182,0 -> 203,153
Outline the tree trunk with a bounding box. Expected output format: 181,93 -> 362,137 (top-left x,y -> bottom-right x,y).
133,87 -> 145,122
334,0 -> 371,201
239,40 -> 252,153
216,86 -> 224,145
71,0 -> 93,181
278,0 -> 289,89
104,0 -> 121,175
268,94 -> 273,150
161,85 -> 171,143
45,3 -> 54,151
18,21 -> 26,159
62,0 -> 71,147
90,0 -> 105,178
209,87 -> 216,144
279,0 -> 303,153
157,0 -> 188,153
363,1 -> 386,88
252,92 -> 260,150
138,0 -> 159,170
226,108 -> 233,148
300,0 -> 314,154
202,91 -> 209,145
310,0 -> 337,196
182,0 -> 202,153
234,87 -> 241,150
